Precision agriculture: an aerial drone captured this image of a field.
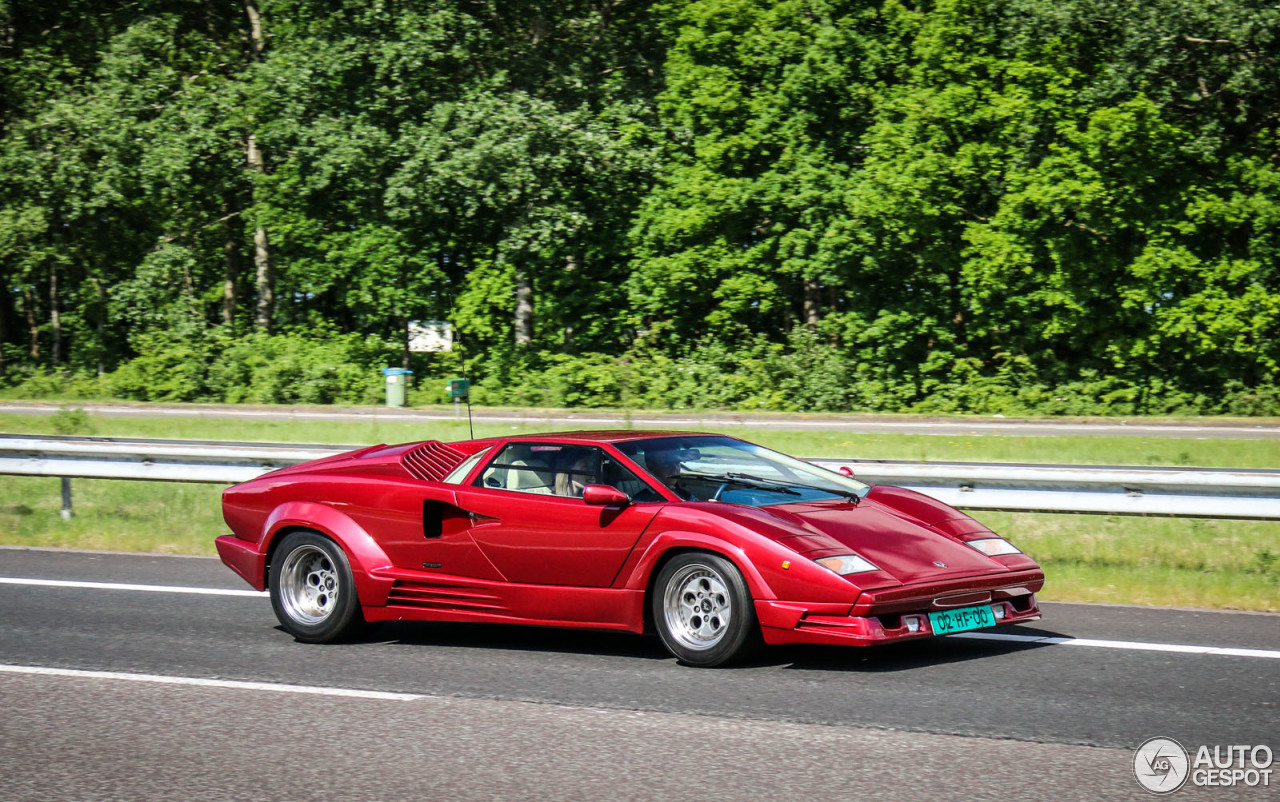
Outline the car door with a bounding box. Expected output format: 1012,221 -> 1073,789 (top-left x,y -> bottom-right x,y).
452,442 -> 663,586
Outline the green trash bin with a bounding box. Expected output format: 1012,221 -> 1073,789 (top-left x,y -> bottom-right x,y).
382,368 -> 413,407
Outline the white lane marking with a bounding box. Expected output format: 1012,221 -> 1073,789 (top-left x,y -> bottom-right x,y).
0,664 -> 423,700
5,576 -> 1277,659
954,631 -> 1280,659
0,576 -> 266,597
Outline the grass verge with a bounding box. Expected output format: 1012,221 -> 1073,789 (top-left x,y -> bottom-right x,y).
972,511 -> 1279,611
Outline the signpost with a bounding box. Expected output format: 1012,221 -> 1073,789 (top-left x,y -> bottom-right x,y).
446,378 -> 473,437
408,321 -> 453,353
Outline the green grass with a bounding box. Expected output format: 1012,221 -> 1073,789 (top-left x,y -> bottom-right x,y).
0,408 -> 1277,611
0,477 -> 225,554
971,511 -> 1280,611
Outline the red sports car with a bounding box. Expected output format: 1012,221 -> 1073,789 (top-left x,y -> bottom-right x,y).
217,431 -> 1043,666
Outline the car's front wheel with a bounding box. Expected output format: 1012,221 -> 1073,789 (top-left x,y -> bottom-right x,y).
269,531 -> 364,643
653,552 -> 761,667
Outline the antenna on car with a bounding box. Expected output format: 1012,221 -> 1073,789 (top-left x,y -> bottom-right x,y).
465,377 -> 474,440
451,327 -> 474,440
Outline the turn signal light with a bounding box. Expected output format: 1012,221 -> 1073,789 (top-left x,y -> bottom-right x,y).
814,554 -> 879,575
966,537 -> 1021,556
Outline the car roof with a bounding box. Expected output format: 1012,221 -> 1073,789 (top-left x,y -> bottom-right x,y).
481,430 -> 720,445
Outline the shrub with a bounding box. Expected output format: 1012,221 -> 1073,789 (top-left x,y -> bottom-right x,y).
104,334 -> 211,401
208,331 -> 395,405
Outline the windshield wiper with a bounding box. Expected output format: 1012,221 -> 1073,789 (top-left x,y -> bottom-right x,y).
724,472 -> 861,504
674,471 -> 801,495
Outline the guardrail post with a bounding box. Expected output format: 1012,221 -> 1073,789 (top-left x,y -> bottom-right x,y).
60,477 -> 73,520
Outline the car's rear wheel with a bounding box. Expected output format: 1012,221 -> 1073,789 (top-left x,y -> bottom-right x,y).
653,552 -> 760,667
269,531 -> 364,643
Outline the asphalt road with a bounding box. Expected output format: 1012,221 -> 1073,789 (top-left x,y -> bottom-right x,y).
4,400 -> 1280,438
1,547 -> 1277,801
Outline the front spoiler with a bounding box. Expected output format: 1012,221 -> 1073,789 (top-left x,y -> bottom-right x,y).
756,593 -> 1042,647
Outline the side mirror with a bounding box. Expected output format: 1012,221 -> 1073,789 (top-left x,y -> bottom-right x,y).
838,466 -> 855,479
583,484 -> 630,506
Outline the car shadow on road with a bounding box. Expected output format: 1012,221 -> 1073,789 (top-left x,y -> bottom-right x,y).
306,620 -> 1071,671
345,620 -> 674,661
759,625 -> 1071,672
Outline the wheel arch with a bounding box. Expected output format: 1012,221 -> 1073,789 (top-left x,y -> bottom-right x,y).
623,531 -> 776,636
261,501 -> 394,608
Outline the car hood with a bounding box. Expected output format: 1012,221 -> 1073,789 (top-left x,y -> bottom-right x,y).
751,501 -> 1006,585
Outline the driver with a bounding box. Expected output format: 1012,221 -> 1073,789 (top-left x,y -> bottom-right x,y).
644,447 -> 691,499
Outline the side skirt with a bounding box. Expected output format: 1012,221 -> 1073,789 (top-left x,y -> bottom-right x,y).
363,566 -> 647,634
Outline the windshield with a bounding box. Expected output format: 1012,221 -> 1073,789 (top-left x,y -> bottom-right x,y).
617,436 -> 869,507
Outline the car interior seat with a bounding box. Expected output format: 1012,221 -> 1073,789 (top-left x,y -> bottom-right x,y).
507,457 -> 554,494
555,453 -> 597,497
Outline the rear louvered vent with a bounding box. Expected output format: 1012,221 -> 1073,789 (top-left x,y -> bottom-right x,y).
387,580 -> 508,613
401,441 -> 468,481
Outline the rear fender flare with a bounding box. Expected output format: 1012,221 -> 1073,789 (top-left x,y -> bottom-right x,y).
263,501 -> 394,607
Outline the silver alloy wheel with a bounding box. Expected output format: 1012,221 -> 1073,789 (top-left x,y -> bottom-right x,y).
662,563 -> 732,651
278,544 -> 340,625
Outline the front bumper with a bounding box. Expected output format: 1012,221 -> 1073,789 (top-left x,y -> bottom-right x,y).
756,578 -> 1042,647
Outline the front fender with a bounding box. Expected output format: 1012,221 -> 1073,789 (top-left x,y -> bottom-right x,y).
618,530 -> 776,599
616,505 -> 871,606
263,501 -> 394,608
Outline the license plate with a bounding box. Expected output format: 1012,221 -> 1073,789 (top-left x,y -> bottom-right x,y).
928,604 -> 996,635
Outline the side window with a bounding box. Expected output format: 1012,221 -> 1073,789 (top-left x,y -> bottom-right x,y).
475,443 -> 659,501
441,447 -> 490,485
600,454 -> 663,502
478,443 -> 560,495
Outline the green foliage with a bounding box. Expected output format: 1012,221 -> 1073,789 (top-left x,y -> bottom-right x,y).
49,406 -> 92,435
208,331 -> 394,405
84,329 -> 395,405
105,333 -> 210,402
1,0 -> 1279,416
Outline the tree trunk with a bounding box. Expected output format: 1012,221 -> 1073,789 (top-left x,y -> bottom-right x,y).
0,270 -> 7,378
514,268 -> 534,347
49,263 -> 61,366
402,316 -> 412,369
22,287 -> 38,360
246,136 -> 273,331
243,2 -> 272,331
243,0 -> 265,59
562,255 -> 577,351
94,278 -> 107,377
948,267 -> 967,351
803,276 -> 821,328
221,202 -> 241,326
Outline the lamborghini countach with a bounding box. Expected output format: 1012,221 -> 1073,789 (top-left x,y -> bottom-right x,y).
217,431 -> 1043,666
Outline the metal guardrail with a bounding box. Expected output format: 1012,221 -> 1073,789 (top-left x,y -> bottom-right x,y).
0,434 -> 344,484
809,459 -> 1280,519
1,434 -> 1278,520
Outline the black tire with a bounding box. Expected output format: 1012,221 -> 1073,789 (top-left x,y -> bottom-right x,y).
652,552 -> 761,667
268,531 -> 365,643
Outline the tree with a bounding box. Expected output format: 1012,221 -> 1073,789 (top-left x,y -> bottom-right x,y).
632,0 -> 882,343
